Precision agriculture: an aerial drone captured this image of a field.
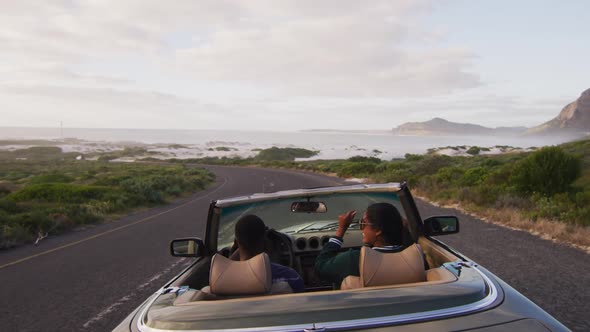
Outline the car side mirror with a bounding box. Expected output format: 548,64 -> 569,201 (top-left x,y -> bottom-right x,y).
170,238 -> 205,257
423,216 -> 459,236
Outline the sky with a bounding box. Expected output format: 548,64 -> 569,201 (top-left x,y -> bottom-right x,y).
0,0 -> 588,131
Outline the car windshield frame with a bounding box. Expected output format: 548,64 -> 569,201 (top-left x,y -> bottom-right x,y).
214,184 -> 405,250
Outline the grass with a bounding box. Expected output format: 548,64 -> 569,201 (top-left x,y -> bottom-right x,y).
0,149 -> 215,248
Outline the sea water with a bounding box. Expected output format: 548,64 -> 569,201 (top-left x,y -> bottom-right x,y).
0,127 -> 575,160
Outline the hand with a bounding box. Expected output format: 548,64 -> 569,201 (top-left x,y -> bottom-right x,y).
336,210 -> 356,238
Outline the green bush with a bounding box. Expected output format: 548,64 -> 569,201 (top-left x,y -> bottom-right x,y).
480,158 -> 502,168
458,185 -> 502,206
433,167 -> 464,185
3,171 -> 30,181
0,161 -> 216,247
255,147 -> 318,161
336,162 -> 377,178
347,156 -> 381,163
8,183 -> 112,203
29,173 -> 74,184
414,155 -> 453,175
9,210 -> 54,233
404,153 -> 424,162
120,178 -> 164,204
510,146 -> 582,196
0,185 -> 11,198
14,146 -> 62,156
1,223 -> 32,248
0,198 -> 20,213
466,146 -> 481,155
374,165 -> 414,184
63,205 -> 103,225
460,167 -> 488,186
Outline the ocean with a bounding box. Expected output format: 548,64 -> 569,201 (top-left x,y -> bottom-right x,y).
0,127 -> 575,160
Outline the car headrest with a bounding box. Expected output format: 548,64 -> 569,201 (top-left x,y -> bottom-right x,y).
209,253 -> 272,296
360,244 -> 426,287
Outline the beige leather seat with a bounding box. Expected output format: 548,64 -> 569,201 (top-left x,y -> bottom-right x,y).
196,252 -> 293,299
341,244 -> 427,290
208,252 -> 272,296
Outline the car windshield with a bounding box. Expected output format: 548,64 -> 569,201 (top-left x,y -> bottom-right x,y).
217,191 -> 405,250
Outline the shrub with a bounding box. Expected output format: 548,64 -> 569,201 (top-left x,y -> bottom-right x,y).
120,178 -> 164,204
460,167 -> 488,186
433,167 -> 464,185
13,146 -> 62,157
7,184 -> 112,203
375,167 -> 415,184
460,185 -> 502,206
0,185 -> 11,198
347,156 -> 381,163
0,198 -> 20,213
480,158 -> 501,168
10,210 -> 54,233
255,147 -> 318,161
510,146 -> 582,196
29,173 -> 74,184
494,194 -> 531,209
414,155 -> 453,176
466,146 -> 481,155
404,153 -> 424,162
63,205 -> 102,225
0,223 -> 32,248
336,162 -> 377,178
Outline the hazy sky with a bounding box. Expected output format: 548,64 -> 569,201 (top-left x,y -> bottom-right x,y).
1,0 -> 588,131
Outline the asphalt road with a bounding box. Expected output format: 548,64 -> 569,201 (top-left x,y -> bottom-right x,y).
0,166 -> 587,331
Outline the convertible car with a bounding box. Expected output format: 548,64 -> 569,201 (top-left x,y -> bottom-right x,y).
114,183 -> 569,331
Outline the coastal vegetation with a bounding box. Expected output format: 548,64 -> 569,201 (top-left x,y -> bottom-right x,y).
0,147 -> 215,248
2,140 -> 588,249
170,140 -> 590,247
207,146 -> 237,152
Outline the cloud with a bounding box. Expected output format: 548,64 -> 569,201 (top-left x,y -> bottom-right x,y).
4,0 -> 544,130
173,1 -> 480,97
0,1 -> 480,97
0,82 -> 230,129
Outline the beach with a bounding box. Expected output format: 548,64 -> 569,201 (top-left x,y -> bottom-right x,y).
0,127 -> 574,161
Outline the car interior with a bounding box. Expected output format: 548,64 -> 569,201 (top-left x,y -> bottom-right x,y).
168,190 -> 461,303
170,224 -> 459,304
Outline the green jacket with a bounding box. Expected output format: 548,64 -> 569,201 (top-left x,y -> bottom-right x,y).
314,237 -> 405,288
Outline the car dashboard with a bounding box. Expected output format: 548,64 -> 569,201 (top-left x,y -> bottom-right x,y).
277,228 -> 364,290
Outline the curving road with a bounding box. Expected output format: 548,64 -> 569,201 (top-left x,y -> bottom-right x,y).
0,166 -> 587,331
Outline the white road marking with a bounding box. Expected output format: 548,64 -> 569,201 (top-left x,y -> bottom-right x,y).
82,258 -> 191,329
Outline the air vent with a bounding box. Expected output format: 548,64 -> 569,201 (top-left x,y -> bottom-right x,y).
321,236 -> 330,247
296,238 -> 307,250
308,237 -> 320,249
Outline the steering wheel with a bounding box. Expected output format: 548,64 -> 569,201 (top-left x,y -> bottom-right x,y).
265,229 -> 295,269
225,230 -> 295,269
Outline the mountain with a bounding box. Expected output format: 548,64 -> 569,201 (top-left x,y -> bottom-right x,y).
392,117 -> 526,136
527,88 -> 590,135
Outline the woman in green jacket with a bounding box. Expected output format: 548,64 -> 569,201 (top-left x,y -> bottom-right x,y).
314,202 -> 406,288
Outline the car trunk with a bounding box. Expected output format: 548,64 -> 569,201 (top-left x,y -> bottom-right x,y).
138,263 -> 499,331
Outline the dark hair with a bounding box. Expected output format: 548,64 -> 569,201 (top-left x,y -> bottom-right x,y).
366,203 -> 402,245
235,214 -> 266,255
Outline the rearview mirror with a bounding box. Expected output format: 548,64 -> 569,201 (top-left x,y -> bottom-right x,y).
291,201 -> 327,213
170,238 -> 205,257
423,216 -> 459,236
